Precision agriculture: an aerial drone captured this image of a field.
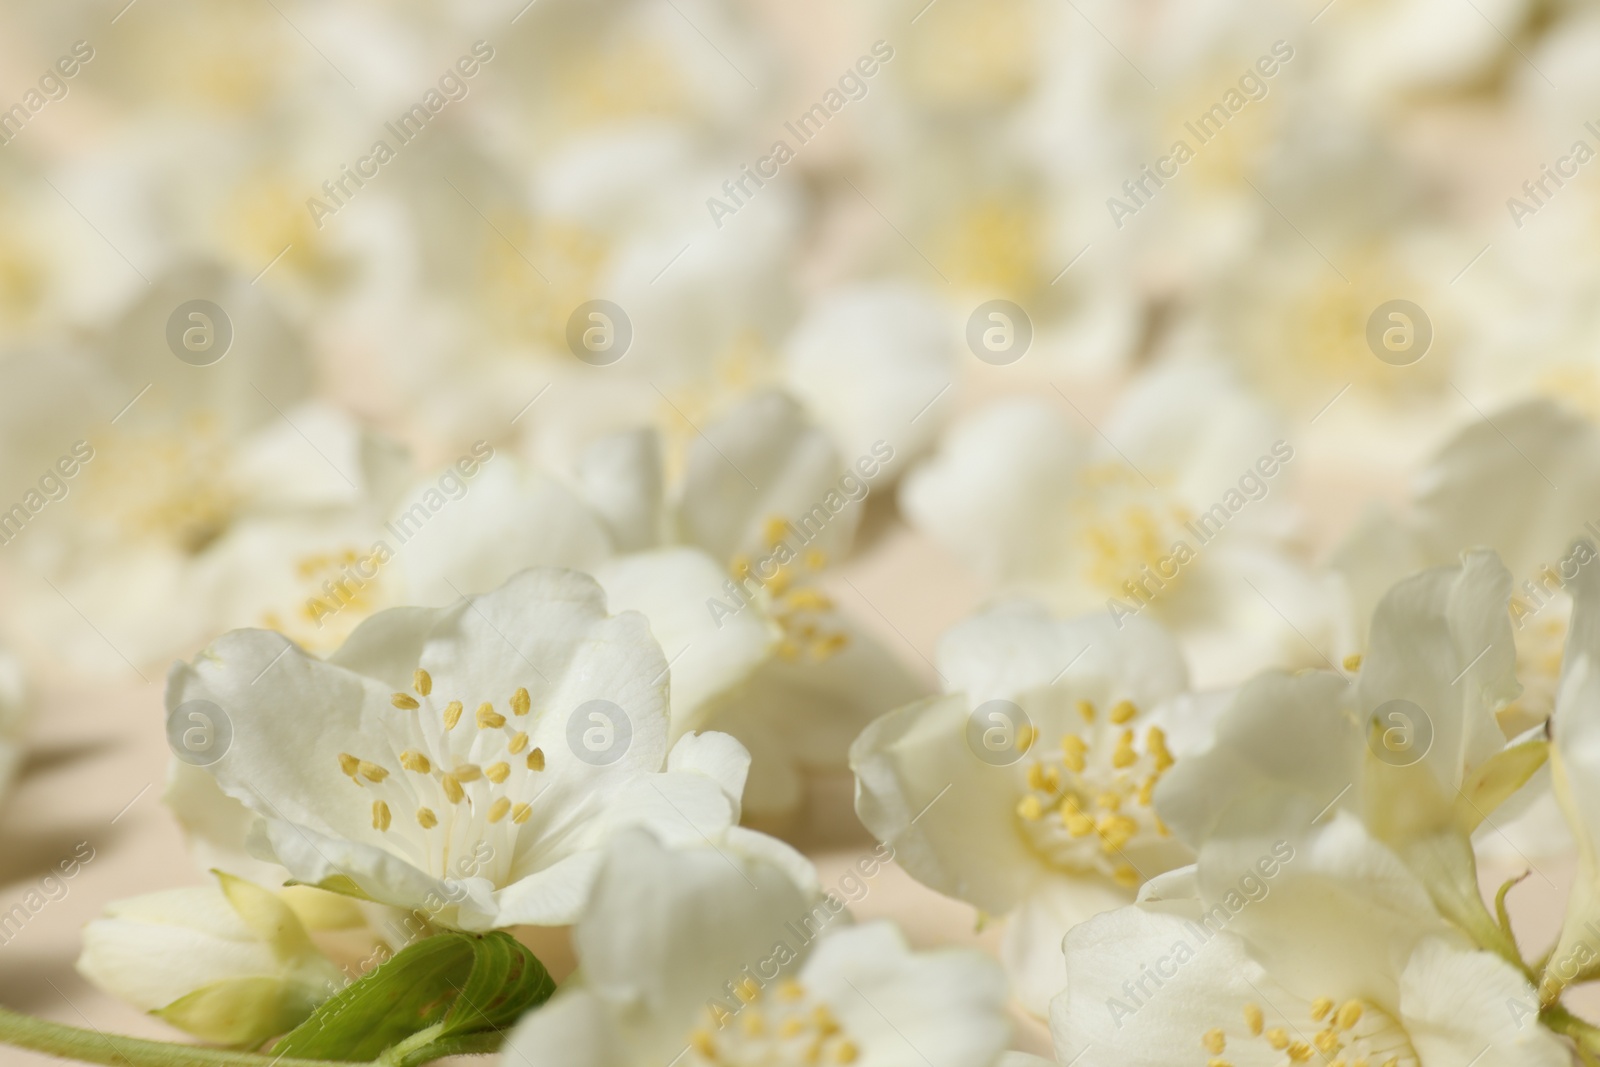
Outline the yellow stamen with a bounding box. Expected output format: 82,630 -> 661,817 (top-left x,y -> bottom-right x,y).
1311,997 -> 1334,1022
1342,653 -> 1362,671
452,764 -> 482,782
508,732 -> 530,755
1109,699 -> 1137,724
358,761 -> 389,783
527,748 -> 545,771
441,775 -> 464,804
485,762 -> 510,783
1017,795 -> 1044,820
417,807 -> 438,829
477,702 -> 505,729
443,701 -> 463,729
391,693 -> 419,710
337,753 -> 361,778
1203,1028 -> 1225,1054
487,797 -> 511,823
1061,734 -> 1087,772
511,687 -> 530,716
1335,1001 -> 1362,1030
1076,699 -> 1096,723
372,801 -> 391,831
413,669 -> 432,696
400,750 -> 431,774
1244,1004 -> 1264,1036
511,802 -> 532,824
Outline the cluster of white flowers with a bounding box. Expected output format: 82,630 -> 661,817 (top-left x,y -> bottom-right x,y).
0,0 -> 1597,1064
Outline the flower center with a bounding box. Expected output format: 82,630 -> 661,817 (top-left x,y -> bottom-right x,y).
1072,464 -> 1195,601
260,547 -> 390,653
334,669 -> 548,886
89,417 -> 239,554
689,978 -> 860,1067
1199,997 -> 1418,1067
1013,699 -> 1173,886
730,517 -> 849,664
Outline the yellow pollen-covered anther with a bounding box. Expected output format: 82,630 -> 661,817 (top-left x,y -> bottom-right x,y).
372,800 -> 391,831
1061,734 -> 1087,772
358,761 -> 389,783
391,693 -> 419,710
338,753 -> 361,778
512,802 -> 532,824
511,687 -> 531,716
400,750 -> 431,774
413,669 -> 432,696
477,702 -> 505,729
1244,1003 -> 1264,1035
443,701 -> 463,729
1311,997 -> 1334,1022
1343,653 -> 1363,671
1017,795 -> 1044,821
441,775 -> 464,804
417,807 -> 438,829
1266,1027 -> 1289,1049
485,762 -> 510,783
453,763 -> 482,782
487,797 -> 511,823
1110,700 -> 1137,724
527,748 -> 546,771
1147,725 -> 1173,770
1076,699 -> 1096,723
508,732 -> 530,754
1203,1028 -> 1226,1053
1335,1001 -> 1363,1030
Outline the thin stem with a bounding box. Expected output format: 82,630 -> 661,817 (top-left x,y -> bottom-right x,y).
0,1005 -> 354,1067
1543,1005 -> 1600,1056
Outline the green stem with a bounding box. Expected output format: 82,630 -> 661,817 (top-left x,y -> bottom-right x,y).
373,1027 -> 501,1067
1543,1005 -> 1600,1057
0,1005 -> 355,1067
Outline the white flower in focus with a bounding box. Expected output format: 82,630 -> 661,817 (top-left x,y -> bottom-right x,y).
851,600 -> 1219,1013
1157,550 -> 1544,958
76,871 -> 341,1047
1052,815 -> 1568,1067
503,830 -> 1011,1067
165,567 -> 768,930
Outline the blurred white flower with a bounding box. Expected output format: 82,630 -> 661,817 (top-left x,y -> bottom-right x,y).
77,871 -> 341,1047
902,360 -> 1329,685
503,829 -> 1011,1067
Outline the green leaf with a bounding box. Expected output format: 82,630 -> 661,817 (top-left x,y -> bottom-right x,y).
266,931 -> 554,1062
